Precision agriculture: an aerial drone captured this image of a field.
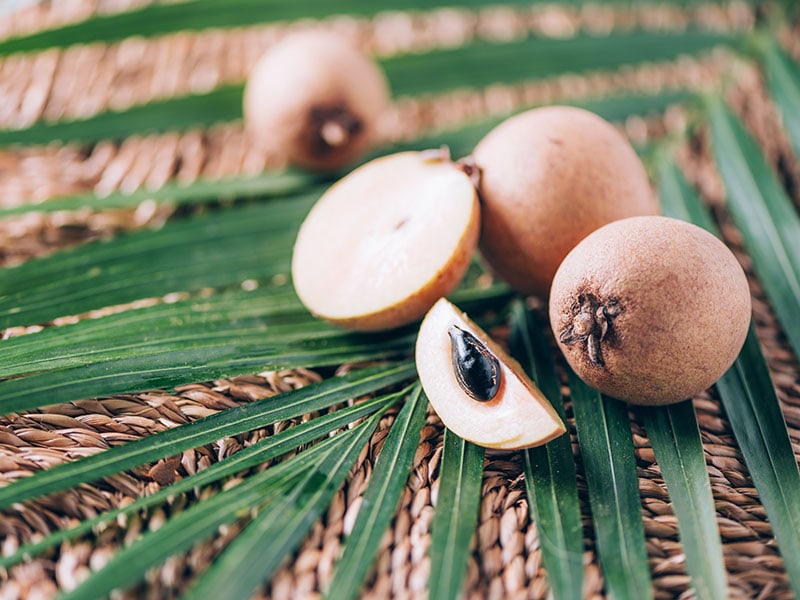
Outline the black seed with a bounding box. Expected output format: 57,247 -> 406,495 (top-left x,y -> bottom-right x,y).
448,325 -> 501,402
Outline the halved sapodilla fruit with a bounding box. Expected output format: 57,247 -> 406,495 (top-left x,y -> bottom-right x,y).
416,298 -> 566,450
291,150 -> 480,331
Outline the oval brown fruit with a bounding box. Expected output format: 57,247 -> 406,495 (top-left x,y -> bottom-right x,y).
243,30 -> 390,172
472,105 -> 658,297
548,216 -> 751,405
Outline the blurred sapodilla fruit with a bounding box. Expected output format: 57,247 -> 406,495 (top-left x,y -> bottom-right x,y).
244,30 -> 390,171
549,215 -> 751,405
472,105 -> 658,297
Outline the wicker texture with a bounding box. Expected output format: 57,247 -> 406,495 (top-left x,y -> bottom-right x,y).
1,2 -> 799,599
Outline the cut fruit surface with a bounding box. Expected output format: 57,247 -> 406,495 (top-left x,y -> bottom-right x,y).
416,298 -> 566,450
291,151 -> 480,331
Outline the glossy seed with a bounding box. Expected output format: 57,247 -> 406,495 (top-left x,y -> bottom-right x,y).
448,325 -> 501,402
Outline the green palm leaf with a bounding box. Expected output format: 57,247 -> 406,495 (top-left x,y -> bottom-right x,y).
0,316 -> 414,413
0,198 -> 310,329
59,422 -> 360,600
569,372 -> 652,600
0,390 -> 400,570
326,384 -> 429,600
706,97 -> 800,359
183,406 -> 388,600
508,300 -> 583,600
0,362 -> 415,510
757,36 -> 800,160
638,403 -> 728,600
428,428 -> 485,600
0,171 -> 324,218
716,328 -> 800,596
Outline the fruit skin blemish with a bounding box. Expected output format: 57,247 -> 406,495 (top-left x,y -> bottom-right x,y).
549,215 -> 751,406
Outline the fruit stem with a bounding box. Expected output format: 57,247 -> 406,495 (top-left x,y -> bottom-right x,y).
455,155 -> 482,189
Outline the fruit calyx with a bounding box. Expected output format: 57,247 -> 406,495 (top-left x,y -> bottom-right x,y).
559,293 -> 621,366
310,104 -> 363,151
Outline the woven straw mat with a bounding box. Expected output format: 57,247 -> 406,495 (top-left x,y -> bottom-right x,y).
1,2 -> 800,599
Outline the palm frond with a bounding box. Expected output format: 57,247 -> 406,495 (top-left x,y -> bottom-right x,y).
0,0 -> 546,56
0,390 -> 400,570
706,97 -> 800,359
182,407 -> 388,600
428,429 -> 485,600
757,35 -> 800,160
569,372 -> 652,600
326,384 -> 429,600
509,300 -> 583,600
58,421 -> 362,600
716,329 -> 800,596
0,362 -> 415,510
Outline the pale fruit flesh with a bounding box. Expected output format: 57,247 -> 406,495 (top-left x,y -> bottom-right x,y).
292,151 -> 480,331
243,30 -> 389,171
473,105 -> 658,297
416,298 -> 566,450
549,216 -> 752,405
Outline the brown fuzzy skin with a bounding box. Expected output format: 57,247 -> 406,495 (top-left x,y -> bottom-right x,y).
243,30 -> 390,172
472,106 -> 658,297
548,216 -> 752,405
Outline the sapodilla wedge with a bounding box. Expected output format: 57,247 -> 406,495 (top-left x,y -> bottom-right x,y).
416,298 -> 565,450
291,151 -> 480,331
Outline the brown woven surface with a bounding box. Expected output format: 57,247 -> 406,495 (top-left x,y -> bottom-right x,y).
1,2 -> 799,599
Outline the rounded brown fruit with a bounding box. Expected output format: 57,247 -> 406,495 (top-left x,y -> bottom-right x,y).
416,298 -> 565,450
548,215 -> 751,405
291,150 -> 480,331
243,30 -> 390,172
472,105 -> 658,297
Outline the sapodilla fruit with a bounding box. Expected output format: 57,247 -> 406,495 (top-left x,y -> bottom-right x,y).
416,298 -> 565,450
243,30 -> 390,171
549,216 -> 751,405
291,150 -> 480,331
472,105 -> 658,297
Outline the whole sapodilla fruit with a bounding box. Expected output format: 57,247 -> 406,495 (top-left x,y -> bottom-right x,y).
548,216 -> 751,405
472,105 -> 658,297
243,30 -> 390,171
